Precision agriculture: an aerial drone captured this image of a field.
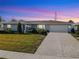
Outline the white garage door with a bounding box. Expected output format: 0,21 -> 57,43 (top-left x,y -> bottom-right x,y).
49,25 -> 68,32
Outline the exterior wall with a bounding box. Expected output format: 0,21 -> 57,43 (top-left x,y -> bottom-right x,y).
74,25 -> 77,31
11,24 -> 17,31
45,24 -> 50,31
0,23 -> 72,33
0,24 -> 4,31
74,25 -> 79,31
3,24 -> 7,30
31,24 -> 37,29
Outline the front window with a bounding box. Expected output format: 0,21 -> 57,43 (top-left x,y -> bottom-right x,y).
7,24 -> 11,28
37,25 -> 45,29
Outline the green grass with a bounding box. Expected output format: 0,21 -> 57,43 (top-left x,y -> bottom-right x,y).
0,34 -> 45,53
72,33 -> 79,40
0,58 -> 6,59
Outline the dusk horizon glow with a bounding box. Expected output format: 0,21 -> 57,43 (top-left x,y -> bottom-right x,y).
0,0 -> 79,22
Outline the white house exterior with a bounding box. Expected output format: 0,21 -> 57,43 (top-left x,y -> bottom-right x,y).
0,20 -> 73,33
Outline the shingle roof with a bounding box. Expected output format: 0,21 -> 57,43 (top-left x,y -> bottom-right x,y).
1,20 -> 72,25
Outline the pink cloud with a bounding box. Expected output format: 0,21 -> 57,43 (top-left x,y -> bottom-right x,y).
1,7 -> 79,22
0,7 -> 62,17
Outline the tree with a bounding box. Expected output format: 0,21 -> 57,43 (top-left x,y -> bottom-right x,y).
11,19 -> 17,22
69,20 -> 74,23
19,19 -> 25,22
17,22 -> 22,33
0,16 -> 3,22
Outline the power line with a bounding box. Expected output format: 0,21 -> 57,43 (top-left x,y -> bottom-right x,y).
54,11 -> 57,21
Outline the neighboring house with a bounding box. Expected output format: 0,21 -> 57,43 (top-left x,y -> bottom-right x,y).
0,20 -> 73,33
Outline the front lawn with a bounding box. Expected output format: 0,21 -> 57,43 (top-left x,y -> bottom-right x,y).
0,58 -> 6,59
0,34 -> 45,53
72,33 -> 79,40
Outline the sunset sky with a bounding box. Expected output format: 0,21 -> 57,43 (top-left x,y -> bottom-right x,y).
0,0 -> 79,22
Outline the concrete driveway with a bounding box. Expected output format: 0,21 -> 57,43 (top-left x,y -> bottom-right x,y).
35,32 -> 79,58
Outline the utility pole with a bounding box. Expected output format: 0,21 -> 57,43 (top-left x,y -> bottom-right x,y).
54,11 -> 57,21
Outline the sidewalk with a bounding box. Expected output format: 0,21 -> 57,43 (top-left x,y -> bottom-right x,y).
0,50 -> 78,59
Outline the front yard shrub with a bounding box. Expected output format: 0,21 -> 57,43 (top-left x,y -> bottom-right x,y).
5,28 -> 16,34
36,29 -> 47,35
31,28 -> 37,34
26,28 -> 48,35
71,28 -> 75,34
76,25 -> 79,34
0,31 -> 7,34
26,28 -> 33,33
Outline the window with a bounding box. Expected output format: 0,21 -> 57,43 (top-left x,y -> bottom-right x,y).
7,24 -> 11,28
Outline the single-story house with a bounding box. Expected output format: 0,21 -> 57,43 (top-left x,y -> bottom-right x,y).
0,20 -> 73,33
